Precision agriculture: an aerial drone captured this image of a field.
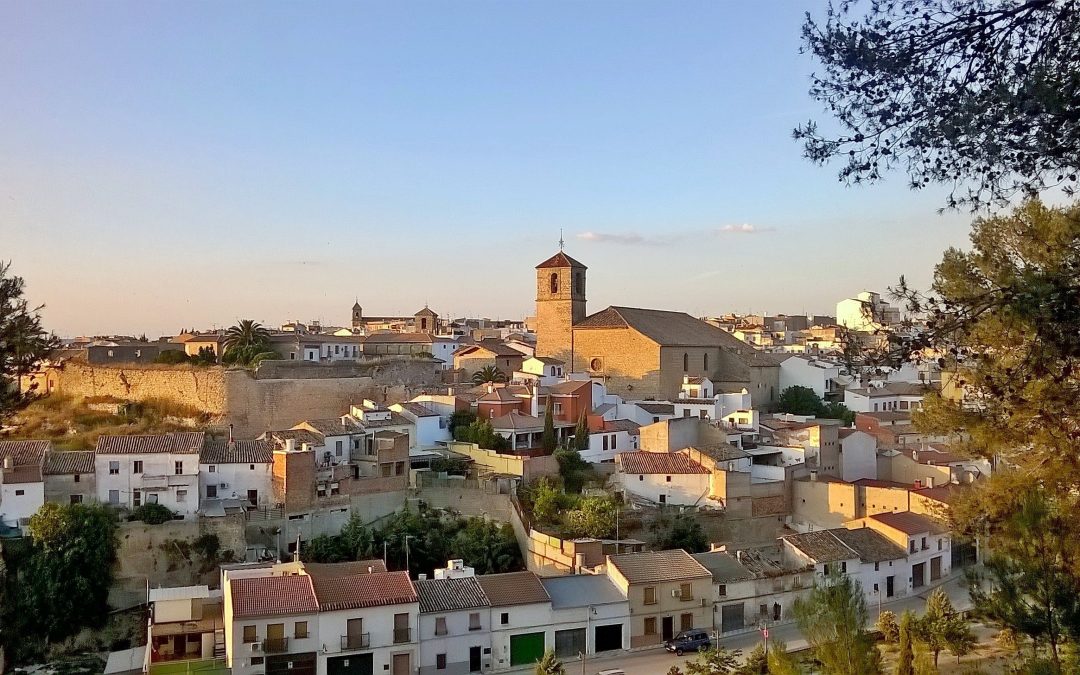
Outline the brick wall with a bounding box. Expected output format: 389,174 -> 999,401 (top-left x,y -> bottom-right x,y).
571,327 -> 662,399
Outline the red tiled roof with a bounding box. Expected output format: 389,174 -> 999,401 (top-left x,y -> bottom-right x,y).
0,440 -> 49,465
96,432 -> 204,455
536,251 -> 587,269
869,511 -> 946,535
616,451 -> 710,475
311,570 -> 417,611
230,575 -> 318,618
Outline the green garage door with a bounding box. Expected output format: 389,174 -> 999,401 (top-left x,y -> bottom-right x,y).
510,632 -> 546,666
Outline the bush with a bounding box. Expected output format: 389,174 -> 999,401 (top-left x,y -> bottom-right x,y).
877,610 -> 900,643
153,350 -> 190,365
130,503 -> 174,525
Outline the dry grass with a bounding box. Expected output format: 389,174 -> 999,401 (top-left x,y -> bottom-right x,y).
877,627 -> 1016,674
3,394 -> 211,450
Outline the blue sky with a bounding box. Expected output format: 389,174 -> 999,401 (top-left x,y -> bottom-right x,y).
1,1 -> 973,337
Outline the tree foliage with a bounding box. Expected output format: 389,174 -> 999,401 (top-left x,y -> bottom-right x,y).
541,403 -> 557,453
561,496 -> 618,539
0,262 -> 59,420
685,646 -> 742,675
554,446 -> 590,493
793,574 -> 882,675
223,319 -> 270,351
652,513 -> 710,554
797,0 -> 1080,211
777,385 -> 855,425
878,609 -> 900,644
916,589 -> 975,667
453,417 -> 511,451
533,649 -> 565,675
898,610 -> 916,675
573,410 -> 590,451
471,365 -> 507,384
130,502 -> 175,525
767,641 -> 803,675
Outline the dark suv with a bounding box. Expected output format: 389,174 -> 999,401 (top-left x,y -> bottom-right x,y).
665,629 -> 712,656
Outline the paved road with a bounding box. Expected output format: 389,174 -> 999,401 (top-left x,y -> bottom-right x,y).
555,573 -> 975,675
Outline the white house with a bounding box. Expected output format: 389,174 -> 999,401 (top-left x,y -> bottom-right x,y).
431,337 -> 462,370
692,549 -> 813,634
415,571 -> 492,674
837,291 -> 901,332
778,355 -> 844,400
475,572 -> 553,671
838,429 -> 878,483
199,438 -> 273,508
844,382 -> 927,413
781,526 -> 916,605
390,402 -> 450,448
95,432 -> 203,518
615,451 -> 711,506
223,568 -> 321,675
539,574 -> 631,658
513,357 -> 565,386
0,440 -> 47,528
584,419 -> 640,463
853,511 -> 951,593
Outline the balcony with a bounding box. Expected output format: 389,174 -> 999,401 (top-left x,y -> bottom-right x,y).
140,474 -> 169,490
261,637 -> 289,654
340,633 -> 370,651
393,627 -> 411,644
149,658 -> 229,675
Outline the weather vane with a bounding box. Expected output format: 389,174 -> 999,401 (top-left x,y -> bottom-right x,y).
558,228 -> 565,251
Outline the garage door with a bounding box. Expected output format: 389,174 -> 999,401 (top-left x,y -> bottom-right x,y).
327,653 -> 373,675
554,628 -> 586,659
510,632 -> 546,666
267,653 -> 317,675
721,603 -> 744,633
593,623 -> 623,653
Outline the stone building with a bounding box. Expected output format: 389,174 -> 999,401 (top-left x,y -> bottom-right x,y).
533,251 -> 587,364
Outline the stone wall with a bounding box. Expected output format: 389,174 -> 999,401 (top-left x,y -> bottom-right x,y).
29,361 -> 228,415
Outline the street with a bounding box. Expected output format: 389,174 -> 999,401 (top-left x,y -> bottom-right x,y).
539,573 -> 974,675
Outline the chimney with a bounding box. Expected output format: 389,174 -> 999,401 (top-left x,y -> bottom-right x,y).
2,456 -> 11,470
228,423 -> 235,447
301,443 -> 310,453
487,384 -> 494,394
809,470 -> 817,482
530,384 -> 539,418
367,565 -> 374,574
418,573 -> 428,580
925,476 -> 934,489
285,439 -> 296,452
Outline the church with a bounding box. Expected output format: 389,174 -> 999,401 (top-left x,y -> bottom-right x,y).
534,250 -> 781,408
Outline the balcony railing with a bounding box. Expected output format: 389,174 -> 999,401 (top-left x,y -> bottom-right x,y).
261,637 -> 289,653
393,627 -> 411,644
340,633 -> 370,651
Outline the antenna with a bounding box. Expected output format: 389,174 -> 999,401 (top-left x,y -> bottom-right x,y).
558,229 -> 565,251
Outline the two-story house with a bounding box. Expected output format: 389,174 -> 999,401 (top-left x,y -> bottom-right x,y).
199,438 -> 273,507
692,549 -> 813,635
415,572 -> 491,674
475,571 -> 552,669
539,574 -> 630,659
604,550 -> 713,648
42,448 -> 96,506
95,432 -> 202,518
0,440 -> 47,528
852,511 -> 951,592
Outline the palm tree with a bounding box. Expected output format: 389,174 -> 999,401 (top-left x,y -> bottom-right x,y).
533,649 -> 565,675
471,365 -> 507,385
223,319 -> 270,352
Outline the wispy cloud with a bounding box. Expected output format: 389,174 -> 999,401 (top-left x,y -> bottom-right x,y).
717,223 -> 774,235
577,231 -> 647,245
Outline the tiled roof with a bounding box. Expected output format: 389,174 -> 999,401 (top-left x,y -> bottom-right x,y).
535,251 -> 587,269
691,552 -> 755,583
616,451 -> 709,475
607,549 -> 711,584
548,379 -> 591,395
847,383 -> 930,398
96,432 -> 205,455
304,560 -> 387,578
540,575 -> 626,609
852,478 -> 909,489
856,411 -> 911,422
476,571 -> 551,607
264,429 -> 325,450
833,527 -> 907,562
530,356 -> 565,365
489,411 -> 545,431
297,418 -> 360,437
230,575 -> 318,618
3,466 -> 42,483
603,419 -> 640,434
415,577 -> 490,613
912,485 -> 961,506
869,511 -> 946,535
361,412 -> 412,428
913,447 -> 968,465
311,570 -> 417,611
0,440 -> 49,465
636,403 -> 675,415
479,388 -> 524,403
364,332 -> 435,344
43,450 -> 95,474
576,306 -> 749,349
747,351 -> 787,367
691,443 -> 750,462
201,439 -> 272,464
396,402 -> 440,418
782,530 -> 858,563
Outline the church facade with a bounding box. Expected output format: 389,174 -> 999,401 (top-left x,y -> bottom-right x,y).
534,250 -> 780,408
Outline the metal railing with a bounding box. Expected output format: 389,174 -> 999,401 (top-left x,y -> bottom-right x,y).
393,627 -> 411,643
261,637 -> 289,653
340,633 -> 370,650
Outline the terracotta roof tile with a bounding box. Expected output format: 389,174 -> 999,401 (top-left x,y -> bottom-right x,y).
230,575 -> 318,618
869,511 -> 946,535
0,440 -> 49,465
782,530 -> 858,563
200,439 -> 273,464
43,450 -> 95,475
415,577 -> 490,613
607,549 -> 711,584
96,432 -> 204,455
535,251 -> 587,269
616,451 -> 709,475
476,571 -> 550,607
310,570 -> 417,611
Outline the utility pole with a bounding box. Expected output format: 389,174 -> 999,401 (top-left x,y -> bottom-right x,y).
405,534 -> 415,577
383,540 -> 388,567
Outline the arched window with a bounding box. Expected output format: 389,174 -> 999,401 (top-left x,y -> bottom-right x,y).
683,352 -> 689,372
704,353 -> 709,372
550,273 -> 559,294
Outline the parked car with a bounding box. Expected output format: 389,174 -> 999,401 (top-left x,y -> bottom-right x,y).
665,629 -> 712,656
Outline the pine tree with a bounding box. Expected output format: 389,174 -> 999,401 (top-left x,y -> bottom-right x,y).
573,410 -> 589,451
897,611 -> 915,675
541,403 -> 557,453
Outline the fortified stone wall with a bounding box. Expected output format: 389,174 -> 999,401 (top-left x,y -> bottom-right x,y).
31,361 -> 228,415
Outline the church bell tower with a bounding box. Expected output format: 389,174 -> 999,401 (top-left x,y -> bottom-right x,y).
534,246 -> 587,362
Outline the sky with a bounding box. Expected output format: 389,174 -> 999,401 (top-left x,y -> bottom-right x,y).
0,1 -> 975,337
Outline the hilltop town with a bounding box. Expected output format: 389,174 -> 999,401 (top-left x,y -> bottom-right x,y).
1,250 -> 983,674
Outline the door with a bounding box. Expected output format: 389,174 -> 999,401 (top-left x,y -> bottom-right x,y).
930,556 -> 942,581
469,646 -> 482,672
886,576 -> 895,598
912,562 -> 926,589
721,604 -> 744,633
593,624 -> 623,653
267,653 -> 316,675
391,653 -> 410,675
327,654 -> 373,675
554,628 -> 586,659
344,618 -> 365,650
509,632 -> 545,666
247,489 -> 258,506
662,616 -> 675,642
266,623 -> 285,652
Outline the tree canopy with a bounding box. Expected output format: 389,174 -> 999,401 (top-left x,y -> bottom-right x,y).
797,0 -> 1080,211
0,262 -> 58,420
792,574 -> 881,675
776,385 -> 855,425
471,365 -> 507,385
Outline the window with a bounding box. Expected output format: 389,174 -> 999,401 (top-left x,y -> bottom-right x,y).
823,563 -> 830,576
395,461 -> 405,475
590,357 -> 603,371
549,273 -> 558,294
840,561 -> 847,574
644,587 -> 656,605
133,460 -> 143,473
133,490 -> 142,507
74,474 -> 80,483
638,475 -> 643,481
336,440 -> 343,456
921,537 -> 928,550
174,461 -> 183,475
681,613 -> 693,631
250,464 -> 255,470
109,461 -> 119,475
14,489 -> 24,496
611,435 -> 617,450
500,612 -> 509,626
208,465 -> 216,473
553,403 -> 563,415
909,540 -> 916,553
436,654 -> 447,670
874,562 -> 879,572
718,584 -> 727,597
250,657 -> 263,666
382,464 -> 392,477
108,489 -> 119,504
147,493 -> 158,504
469,612 -> 481,631
295,621 -> 308,639
435,617 -> 448,636
679,583 -> 692,600
938,538 -> 943,551
659,494 -> 667,504
683,353 -> 689,372
207,485 -> 218,498
703,353 -> 709,371
176,489 -> 187,503
665,475 -> 671,483
70,495 -> 83,505
602,436 -> 608,451
644,617 -> 657,635
243,625 -> 257,643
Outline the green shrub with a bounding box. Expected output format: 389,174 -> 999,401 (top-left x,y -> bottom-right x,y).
130,503 -> 174,525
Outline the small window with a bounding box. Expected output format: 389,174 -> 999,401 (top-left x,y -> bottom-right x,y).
251,657 -> 263,665
435,617 -> 447,636
840,561 -> 847,574
874,562 -> 879,572
644,586 -> 656,605
208,465 -> 216,473
638,475 -> 644,481
243,625 -> 257,643
603,436 -> 608,451
665,475 -> 671,483
549,272 -> 558,294
174,461 -> 183,475
395,461 -> 405,475
336,440 -> 343,455
500,612 -> 509,626
644,617 -> 657,635
938,538 -> 943,551
909,540 -> 916,553
69,494 -> 83,504
207,485 -> 218,498
250,464 -> 255,470
436,654 -> 447,670
718,584 -> 726,597
74,473 -> 80,483
176,489 -> 187,503
683,353 -> 689,372
295,621 -> 308,639
133,460 -> 143,474
703,353 -> 709,371
679,582 -> 692,600
14,489 -> 24,496
109,461 -> 119,475
921,537 -> 928,550
108,489 -> 120,504
469,612 -> 481,630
